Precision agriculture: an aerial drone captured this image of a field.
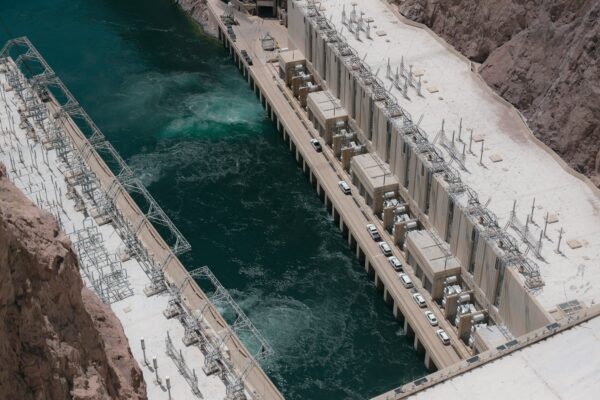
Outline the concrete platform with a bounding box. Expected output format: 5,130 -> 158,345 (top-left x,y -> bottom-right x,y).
373,307 -> 600,400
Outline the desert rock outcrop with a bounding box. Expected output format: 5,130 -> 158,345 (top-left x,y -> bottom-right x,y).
395,0 -> 600,186
0,164 -> 146,400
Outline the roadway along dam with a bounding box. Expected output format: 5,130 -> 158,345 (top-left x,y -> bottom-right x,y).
1,0 -> 429,399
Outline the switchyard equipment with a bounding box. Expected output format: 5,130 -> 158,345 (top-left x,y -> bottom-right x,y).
0,36 -> 281,400
164,266 -> 274,400
0,37 -> 191,257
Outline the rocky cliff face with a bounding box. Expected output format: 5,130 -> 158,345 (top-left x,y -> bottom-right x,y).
176,0 -> 218,37
394,0 -> 600,186
0,165 -> 146,400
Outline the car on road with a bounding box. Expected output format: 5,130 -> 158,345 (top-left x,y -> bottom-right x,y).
338,180 -> 351,195
425,310 -> 438,326
378,241 -> 392,256
412,293 -> 426,308
388,256 -> 402,271
436,329 -> 451,345
310,138 -> 322,152
399,273 -> 413,288
366,224 -> 381,241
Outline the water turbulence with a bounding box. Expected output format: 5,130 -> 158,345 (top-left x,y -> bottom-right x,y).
1,0 -> 428,399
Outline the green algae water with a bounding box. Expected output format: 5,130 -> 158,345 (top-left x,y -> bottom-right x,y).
1,0 -> 427,398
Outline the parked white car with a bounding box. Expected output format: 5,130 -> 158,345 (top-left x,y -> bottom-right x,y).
425,310 -> 438,326
310,138 -> 322,152
387,256 -> 402,271
399,273 -> 413,288
436,329 -> 451,345
366,224 -> 381,241
338,180 -> 351,195
378,241 -> 392,256
412,293 -> 426,308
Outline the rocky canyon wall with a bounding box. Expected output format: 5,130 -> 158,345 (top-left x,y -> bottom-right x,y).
176,0 -> 218,36
394,0 -> 600,186
0,165 -> 146,400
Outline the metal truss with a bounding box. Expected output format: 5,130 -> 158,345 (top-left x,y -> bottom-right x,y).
0,63 -> 136,303
189,266 -> 272,400
165,331 -> 203,398
1,36 -> 191,256
508,208 -> 544,260
465,193 -> 544,291
500,230 -> 544,291
189,266 -> 274,362
439,130 -> 468,172
161,266 -> 274,400
72,222 -> 134,304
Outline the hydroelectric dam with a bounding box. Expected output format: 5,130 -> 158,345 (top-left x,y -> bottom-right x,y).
1,1 -> 599,400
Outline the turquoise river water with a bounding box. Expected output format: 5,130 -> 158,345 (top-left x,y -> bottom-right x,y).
1,0 -> 427,398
